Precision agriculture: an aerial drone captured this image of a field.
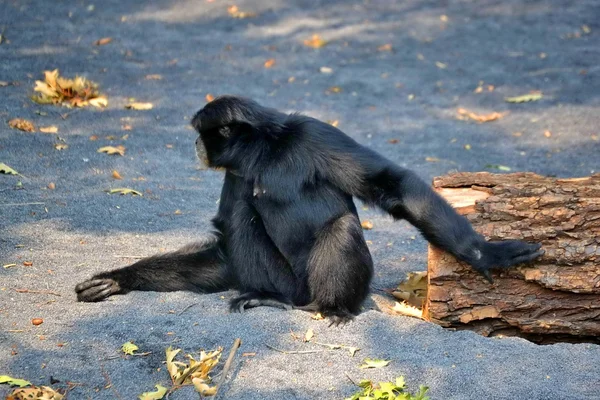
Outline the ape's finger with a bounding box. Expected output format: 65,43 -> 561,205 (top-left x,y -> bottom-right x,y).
511,249 -> 545,265
75,279 -> 109,293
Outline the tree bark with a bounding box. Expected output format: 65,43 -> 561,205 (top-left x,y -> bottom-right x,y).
423,172 -> 600,343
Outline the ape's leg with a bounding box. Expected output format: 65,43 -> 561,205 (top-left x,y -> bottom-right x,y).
229,292 -> 293,313
300,213 -> 373,325
75,236 -> 230,302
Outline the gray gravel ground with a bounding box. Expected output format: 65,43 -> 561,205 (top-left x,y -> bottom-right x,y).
1,0 -> 599,399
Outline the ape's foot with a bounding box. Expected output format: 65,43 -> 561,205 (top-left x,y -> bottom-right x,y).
75,278 -> 121,302
473,241 -> 545,283
229,292 -> 293,313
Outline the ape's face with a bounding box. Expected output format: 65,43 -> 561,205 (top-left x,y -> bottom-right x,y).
191,96 -> 258,169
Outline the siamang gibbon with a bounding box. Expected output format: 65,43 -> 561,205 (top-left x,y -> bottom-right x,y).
75,96 -> 543,324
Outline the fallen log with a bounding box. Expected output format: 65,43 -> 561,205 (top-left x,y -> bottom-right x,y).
423,172 -> 600,344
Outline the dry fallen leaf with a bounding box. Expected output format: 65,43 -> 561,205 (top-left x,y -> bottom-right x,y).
327,86 -> 342,93
95,37 -> 112,46
378,43 -> 393,52
303,34 -> 327,49
145,74 -> 163,80
31,69 -> 107,108
361,220 -> 374,230
327,120 -> 339,127
122,341 -> 139,355
227,5 -> 256,18
125,102 -> 153,110
165,346 -> 221,394
98,145 -> 126,156
7,385 -> 64,400
138,384 -> 167,400
457,108 -> 505,123
264,58 -> 276,68
505,92 -> 543,103
311,312 -> 325,321
391,302 -> 424,319
54,143 -> 68,150
388,138 -> 399,144
23,261 -> 33,266
425,156 -> 440,162
9,118 -> 35,132
0,162 -> 19,175
48,182 -> 56,190
303,328 -> 314,342
544,130 -> 552,138
205,94 -> 215,102
392,271 -> 428,309
107,188 -> 142,196
32,318 -> 43,326
40,126 -> 58,133
359,358 -> 391,369
112,170 -> 123,180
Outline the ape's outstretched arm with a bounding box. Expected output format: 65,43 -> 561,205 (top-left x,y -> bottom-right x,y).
303,121 -> 544,281
355,161 -> 542,281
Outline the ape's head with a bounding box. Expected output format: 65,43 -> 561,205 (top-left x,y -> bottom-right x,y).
191,95 -> 282,170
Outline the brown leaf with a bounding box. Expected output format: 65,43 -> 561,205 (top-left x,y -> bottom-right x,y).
544,130 -> 552,138
8,118 -> 35,132
125,102 -> 153,110
264,58 -> 276,68
457,108 -> 505,123
95,37 -> 113,46
32,318 -> 43,325
205,94 -> 215,102
303,34 -> 327,49
361,220 -> 373,230
388,139 -> 399,144
40,126 -> 58,133
8,385 -> 64,400
145,74 -> 163,80
47,182 -> 56,190
31,69 -> 106,108
112,170 -> 123,180
378,43 -> 393,52
98,145 -> 126,156
89,135 -> 98,141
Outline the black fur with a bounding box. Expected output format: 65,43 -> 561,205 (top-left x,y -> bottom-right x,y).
75,96 -> 544,324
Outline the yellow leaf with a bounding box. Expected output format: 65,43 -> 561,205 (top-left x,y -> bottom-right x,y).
425,157 -> 440,162
328,86 -> 342,93
40,126 -> 58,133
361,220 -> 373,230
138,384 -> 167,400
98,145 -> 126,156
311,312 -> 324,320
8,118 -> 35,132
456,108 -> 505,123
54,143 -> 68,150
505,93 -> 543,103
8,385 -> 64,400
126,102 -> 153,110
303,328 -> 314,342
0,162 -> 19,175
145,74 -> 163,80
192,378 -> 217,396
89,96 -> 108,108
303,34 -> 327,49
122,341 -> 139,355
108,188 -> 143,196
0,375 -> 31,387
435,61 -> 447,69
31,69 -> 106,108
359,358 -> 391,369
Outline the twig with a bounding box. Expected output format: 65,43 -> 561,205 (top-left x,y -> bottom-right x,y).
113,255 -> 144,259
265,343 -> 327,354
1,202 -> 45,207
15,288 -> 62,296
344,372 -> 358,386
214,338 -> 242,399
177,302 -> 200,316
100,363 -> 123,400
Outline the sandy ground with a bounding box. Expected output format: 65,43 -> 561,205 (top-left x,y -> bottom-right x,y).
1,0 -> 599,399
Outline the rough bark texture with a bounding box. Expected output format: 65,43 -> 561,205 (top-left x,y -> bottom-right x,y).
424,172 -> 600,344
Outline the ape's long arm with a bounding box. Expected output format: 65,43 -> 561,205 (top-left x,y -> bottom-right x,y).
308,121 -> 544,282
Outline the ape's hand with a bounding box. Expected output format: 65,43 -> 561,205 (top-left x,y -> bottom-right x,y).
75,278 -> 121,302
470,240 -> 544,283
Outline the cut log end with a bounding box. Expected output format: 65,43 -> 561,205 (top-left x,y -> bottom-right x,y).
425,172 -> 600,344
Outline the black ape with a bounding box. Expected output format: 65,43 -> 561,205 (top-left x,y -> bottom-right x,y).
75,96 -> 543,324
